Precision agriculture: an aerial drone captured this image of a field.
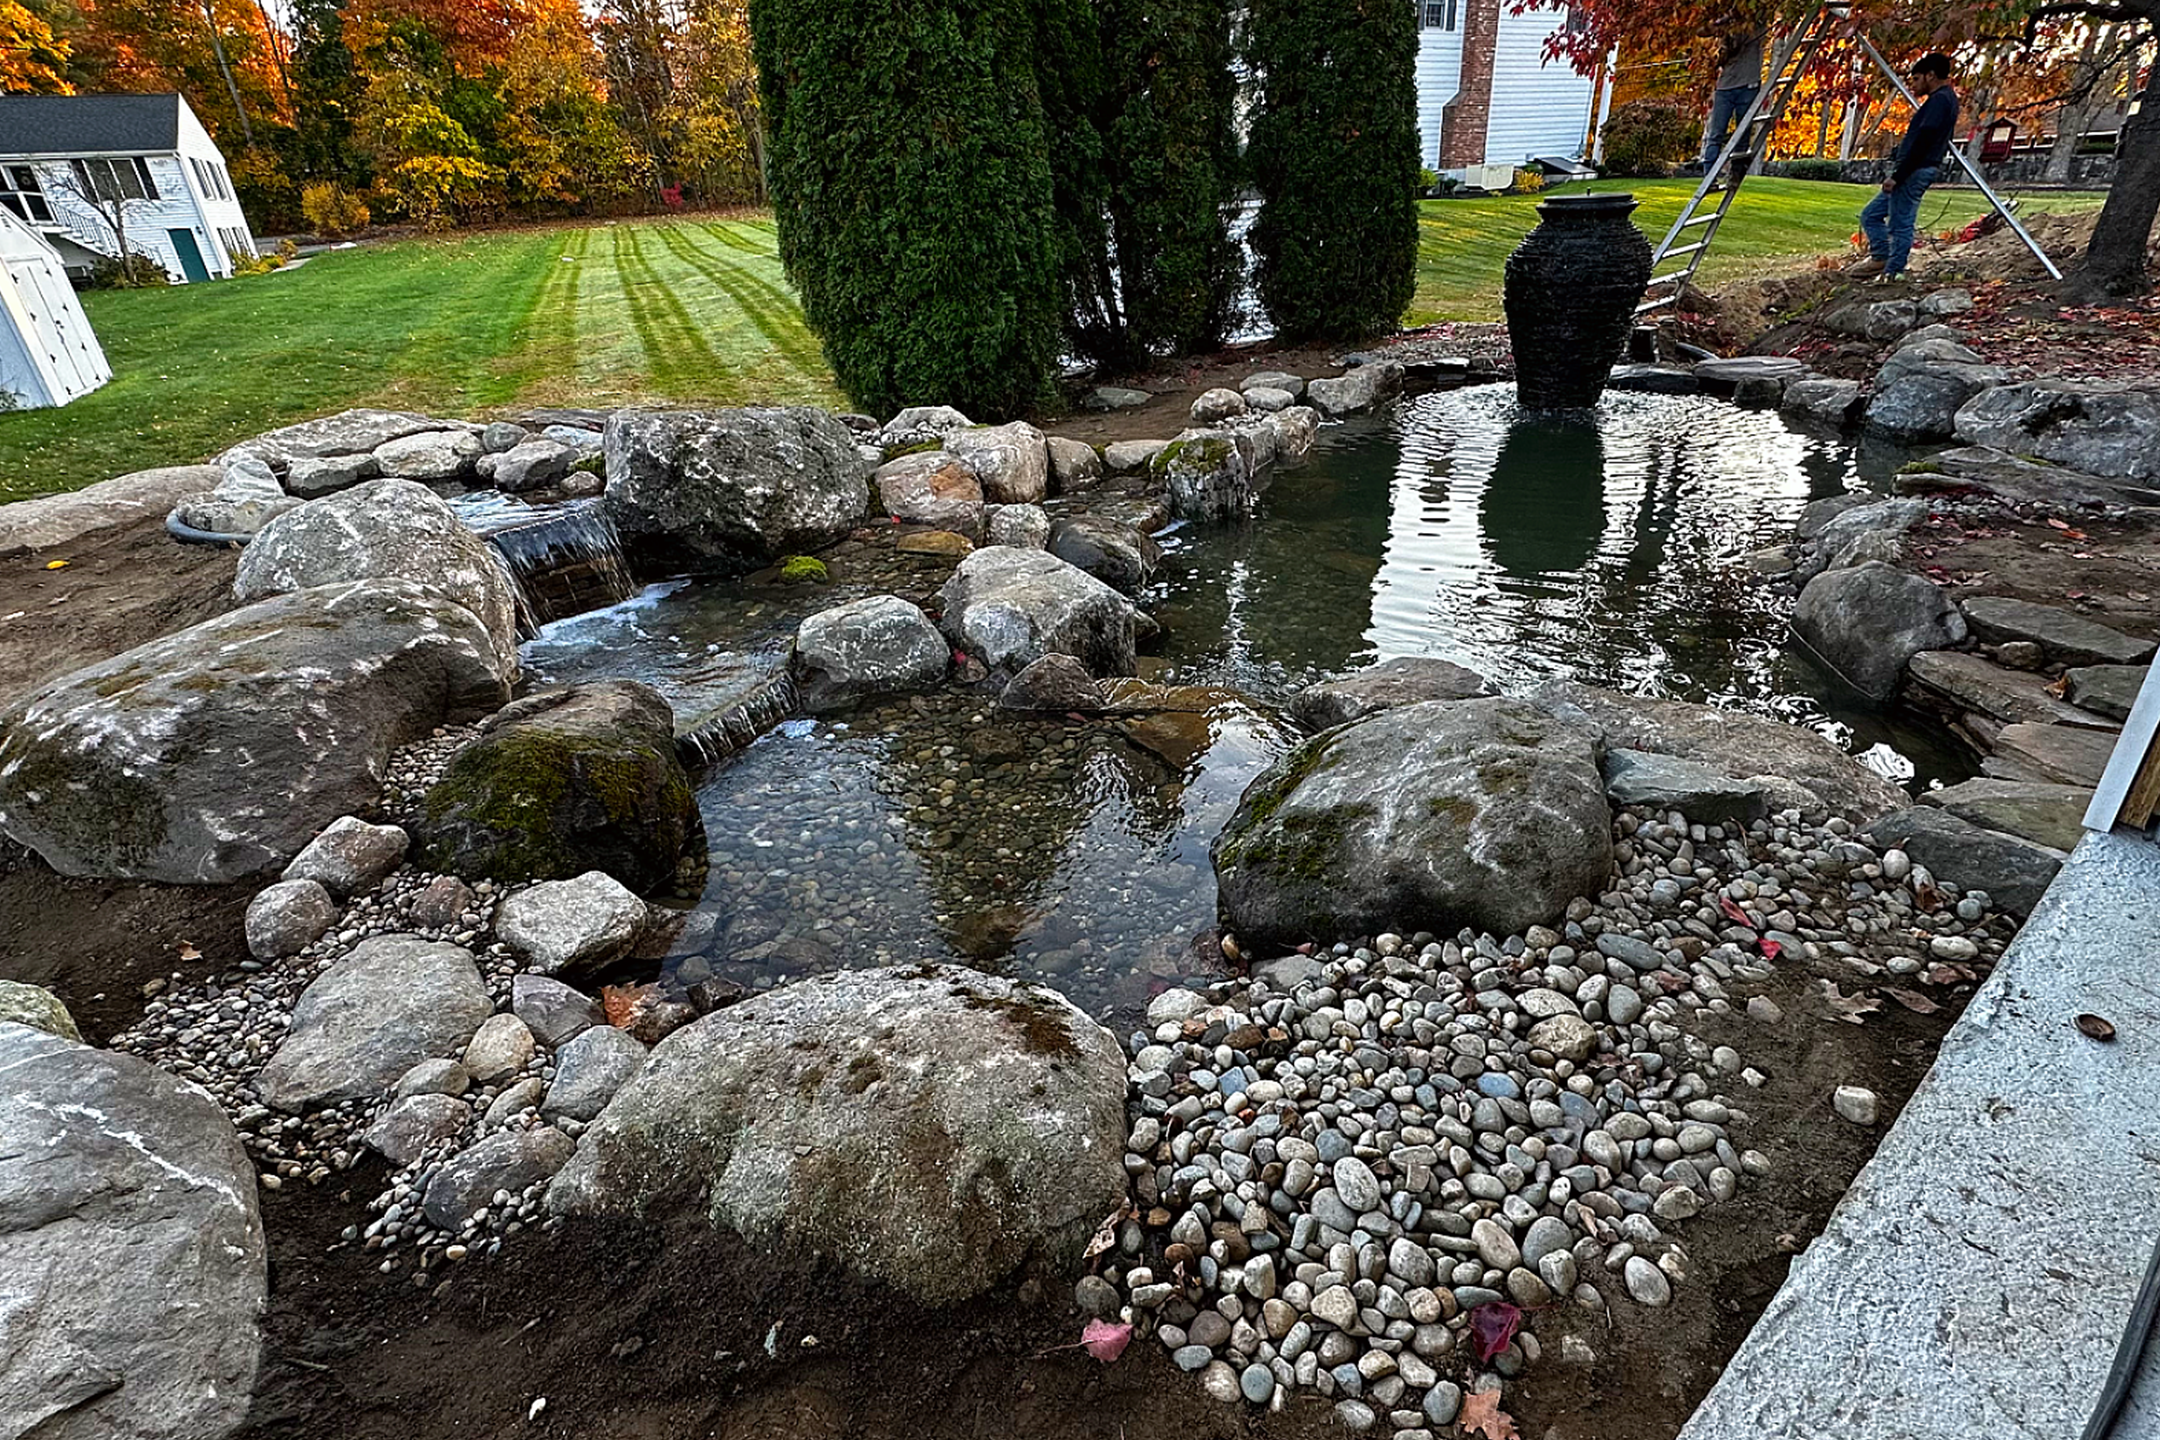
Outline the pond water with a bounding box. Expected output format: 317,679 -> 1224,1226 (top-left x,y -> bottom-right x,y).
519,385 -> 1961,1019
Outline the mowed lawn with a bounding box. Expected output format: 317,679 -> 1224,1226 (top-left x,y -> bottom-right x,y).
1411,177 -> 2106,324
0,181 -> 2109,498
0,214 -> 843,500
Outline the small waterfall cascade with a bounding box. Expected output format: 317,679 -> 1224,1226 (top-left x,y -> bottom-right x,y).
675,668 -> 802,769
469,499 -> 639,635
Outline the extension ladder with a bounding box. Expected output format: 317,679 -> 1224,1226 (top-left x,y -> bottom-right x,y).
1636,4 -> 1839,316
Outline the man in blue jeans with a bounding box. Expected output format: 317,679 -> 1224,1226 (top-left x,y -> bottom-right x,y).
1700,23 -> 1767,176
1855,52 -> 1960,282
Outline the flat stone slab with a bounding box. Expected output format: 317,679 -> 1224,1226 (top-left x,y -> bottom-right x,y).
1961,596 -> 2155,668
1895,446 -> 2160,510
0,466 -> 221,553
1920,778 -> 2096,854
1678,832 -> 2160,1440
1606,364 -> 1699,395
1905,650 -> 2110,730
1986,722 -> 2122,787
2066,664 -> 2145,723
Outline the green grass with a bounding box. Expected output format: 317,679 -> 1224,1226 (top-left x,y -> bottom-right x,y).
0,214 -> 842,501
1410,177 -> 2107,323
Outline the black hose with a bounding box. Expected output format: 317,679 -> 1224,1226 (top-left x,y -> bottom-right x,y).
165,511 -> 254,547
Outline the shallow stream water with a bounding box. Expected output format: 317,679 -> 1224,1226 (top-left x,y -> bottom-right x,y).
519,386 -> 1963,1017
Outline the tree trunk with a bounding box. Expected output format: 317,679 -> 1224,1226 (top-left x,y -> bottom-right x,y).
199,0 -> 255,146
2070,36 -> 2160,299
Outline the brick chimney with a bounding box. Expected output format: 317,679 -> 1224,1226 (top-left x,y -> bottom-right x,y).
1438,0 -> 1504,169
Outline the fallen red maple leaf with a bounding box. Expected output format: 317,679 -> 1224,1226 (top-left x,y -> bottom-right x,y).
1469,1302 -> 1522,1361
1460,1387 -> 1521,1440
1081,1319 -> 1132,1363
1759,936 -> 1784,961
1718,896 -> 1755,928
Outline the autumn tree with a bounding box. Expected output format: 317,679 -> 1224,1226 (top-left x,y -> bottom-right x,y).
1555,0 -> 2160,298
2,0 -> 72,91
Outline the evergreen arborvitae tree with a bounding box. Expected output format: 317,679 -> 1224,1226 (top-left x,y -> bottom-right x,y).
1032,0 -> 1125,367
750,0 -> 1062,418
1095,0 -> 1243,361
1244,0 -> 1420,341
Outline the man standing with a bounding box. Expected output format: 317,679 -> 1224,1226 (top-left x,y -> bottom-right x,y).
1854,52 -> 1960,282
1699,23 -> 1767,175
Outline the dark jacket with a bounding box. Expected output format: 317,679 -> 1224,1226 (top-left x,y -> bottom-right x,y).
1893,86 -> 1959,184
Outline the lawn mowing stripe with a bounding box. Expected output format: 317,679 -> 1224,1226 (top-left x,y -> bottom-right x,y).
700,221 -> 771,255
611,224 -> 731,395
657,222 -> 830,385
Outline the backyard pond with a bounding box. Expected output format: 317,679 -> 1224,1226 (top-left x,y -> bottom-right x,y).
520,385 -> 1960,1019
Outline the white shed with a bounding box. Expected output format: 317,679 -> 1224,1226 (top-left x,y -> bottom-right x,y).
0,204 -> 110,410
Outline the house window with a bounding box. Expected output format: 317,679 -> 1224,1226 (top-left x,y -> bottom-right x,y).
216,164 -> 234,201
1422,0 -> 1458,30
0,165 -> 53,224
69,156 -> 158,204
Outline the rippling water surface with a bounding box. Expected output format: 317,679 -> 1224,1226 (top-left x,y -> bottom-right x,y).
521,387 -> 1959,1015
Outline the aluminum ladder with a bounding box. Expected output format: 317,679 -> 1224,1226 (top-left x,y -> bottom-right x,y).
1637,5 -> 1839,317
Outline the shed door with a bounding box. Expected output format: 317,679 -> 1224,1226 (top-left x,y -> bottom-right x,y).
167,228 -> 210,283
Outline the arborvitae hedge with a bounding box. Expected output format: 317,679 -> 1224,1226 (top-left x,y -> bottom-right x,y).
1096,0 -> 1243,360
750,0 -> 1062,419
1244,0 -> 1421,341
1034,0 -> 1124,366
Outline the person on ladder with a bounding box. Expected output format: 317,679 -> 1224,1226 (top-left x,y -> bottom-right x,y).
1696,20 -> 1768,185
1852,52 -> 1960,282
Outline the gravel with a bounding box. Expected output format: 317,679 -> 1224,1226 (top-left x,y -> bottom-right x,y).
1096,802 -> 2012,1424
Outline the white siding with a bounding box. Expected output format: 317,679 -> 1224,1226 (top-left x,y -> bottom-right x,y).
1414,9 -> 1466,172
1482,3 -> 1597,167
0,97 -> 257,285
0,206 -> 109,408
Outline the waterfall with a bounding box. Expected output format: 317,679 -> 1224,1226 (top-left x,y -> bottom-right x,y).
675,669 -> 802,769
473,500 -> 639,635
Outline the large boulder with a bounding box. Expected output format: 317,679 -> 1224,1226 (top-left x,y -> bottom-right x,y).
0,1025 -> 266,1440
1212,697 -> 1612,946
1291,657 -> 1491,731
1862,807 -> 2063,919
235,478 -> 521,678
874,450 -> 985,538
547,964 -> 1129,1305
1800,497 -> 1927,579
0,464 -> 221,554
603,407 -> 870,576
1046,515 -> 1161,596
0,979 -> 80,1039
413,681 -> 694,892
1793,562 -> 1967,703
1953,379 -> 2160,482
254,935 -> 493,1111
0,580 -> 511,883
791,595 -> 949,712
373,428 -> 482,482
1307,361 -> 1403,417
1864,338 -> 2014,442
938,546 -> 1141,678
1154,428 -> 1263,521
943,422 -> 1049,504
1527,681 -> 1907,820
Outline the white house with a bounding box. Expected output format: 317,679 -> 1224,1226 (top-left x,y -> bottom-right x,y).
1416,0 -> 1602,178
0,204 -> 108,409
0,93 -> 258,285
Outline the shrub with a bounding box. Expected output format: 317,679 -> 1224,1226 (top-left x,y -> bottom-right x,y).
1095,0 -> 1243,358
83,252 -> 172,289
1418,167 -> 1440,194
751,0 -> 1062,419
1601,98 -> 1701,178
229,239 -> 299,277
1783,157 -> 1846,182
301,181 -> 372,236
1244,0 -> 1420,341
1512,168 -> 1545,194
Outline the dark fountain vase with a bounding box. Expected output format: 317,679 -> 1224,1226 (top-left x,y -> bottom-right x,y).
1502,192 -> 1656,412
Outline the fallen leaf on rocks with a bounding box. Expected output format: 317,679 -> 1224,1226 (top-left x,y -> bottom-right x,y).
2046,519 -> 2090,540
178,942 -> 201,962
1817,979 -> 1881,1024
1759,937 -> 1784,961
1717,896 -> 1756,928
2046,674 -> 2073,698
1083,1200 -> 1136,1262
1081,1318 -> 1132,1363
1885,987 -> 1940,1014
601,982 -> 655,1029
1469,1302 -> 1521,1361
43,559 -> 67,570
2077,1012 -> 2118,1042
1460,1387 -> 1520,1440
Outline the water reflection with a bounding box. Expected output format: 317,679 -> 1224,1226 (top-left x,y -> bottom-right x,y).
1482,417 -> 1607,584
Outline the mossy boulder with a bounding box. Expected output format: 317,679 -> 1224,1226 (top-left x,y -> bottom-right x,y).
545,963 -> 1128,1304
1152,427 -> 1263,521
413,681 -> 696,892
1212,697 -> 1612,947
0,579 -> 511,883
